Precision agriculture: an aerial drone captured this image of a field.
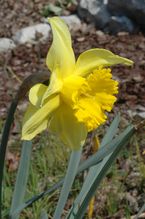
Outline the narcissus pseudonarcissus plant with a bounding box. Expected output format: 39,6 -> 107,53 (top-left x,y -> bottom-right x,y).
22,17 -> 133,150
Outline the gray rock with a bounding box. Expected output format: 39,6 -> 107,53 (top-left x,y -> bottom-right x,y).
0,38 -> 16,52
78,0 -> 111,29
105,16 -> 135,34
127,109 -> 145,118
108,0 -> 145,31
138,112 -> 145,118
13,23 -> 50,44
61,15 -> 82,31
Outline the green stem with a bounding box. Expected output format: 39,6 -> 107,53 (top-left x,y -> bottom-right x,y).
53,149 -> 82,219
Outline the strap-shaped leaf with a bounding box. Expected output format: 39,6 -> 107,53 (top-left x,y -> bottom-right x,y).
66,114 -> 120,218
11,115 -> 124,214
40,210 -> 48,219
8,134 -> 124,216
134,203 -> 145,219
9,141 -> 32,219
0,72 -> 49,219
78,114 -> 120,173
101,113 -> 120,147
10,116 -> 135,218
67,125 -> 134,219
66,114 -> 120,219
0,101 -> 17,219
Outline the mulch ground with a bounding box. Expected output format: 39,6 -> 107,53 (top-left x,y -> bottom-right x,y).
0,0 -> 145,121
1,30 -> 145,122
0,0 -> 55,37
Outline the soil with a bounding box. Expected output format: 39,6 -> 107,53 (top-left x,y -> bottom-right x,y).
1,29 -> 145,125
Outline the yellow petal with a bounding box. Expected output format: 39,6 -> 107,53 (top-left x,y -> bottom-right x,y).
49,103 -> 87,150
29,83 -> 47,107
41,71 -> 63,105
87,67 -> 119,95
22,95 -> 60,140
86,67 -> 118,111
73,67 -> 118,130
61,75 -> 86,106
95,93 -> 117,111
46,17 -> 75,78
22,104 -> 48,140
74,97 -> 107,131
75,48 -> 133,76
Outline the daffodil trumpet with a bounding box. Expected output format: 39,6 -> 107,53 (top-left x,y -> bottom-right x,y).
22,17 -> 133,150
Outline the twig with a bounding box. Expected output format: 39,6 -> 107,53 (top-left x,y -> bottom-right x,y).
6,66 -> 22,83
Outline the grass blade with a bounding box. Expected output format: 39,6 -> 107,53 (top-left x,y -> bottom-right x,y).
134,203 -> 145,219
53,149 -> 82,219
68,125 -> 134,219
40,210 -> 48,219
9,141 -> 32,219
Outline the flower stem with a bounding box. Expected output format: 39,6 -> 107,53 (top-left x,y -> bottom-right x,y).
53,149 -> 82,219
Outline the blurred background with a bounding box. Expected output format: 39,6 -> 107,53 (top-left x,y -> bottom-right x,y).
0,0 -> 145,218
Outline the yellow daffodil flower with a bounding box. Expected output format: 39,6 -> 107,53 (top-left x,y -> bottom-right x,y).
22,17 -> 133,150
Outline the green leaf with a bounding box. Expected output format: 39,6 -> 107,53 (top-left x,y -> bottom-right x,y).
78,114 -> 120,173
66,114 -> 120,218
48,4 -> 62,15
53,149 -> 82,219
134,203 -> 145,219
11,115 -> 125,213
101,113 -> 120,147
40,210 -> 48,219
42,3 -> 62,17
8,134 -> 124,216
0,101 -> 17,219
9,141 -> 32,219
0,72 -> 50,219
66,114 -> 120,219
10,117 -> 135,217
67,125 -> 134,219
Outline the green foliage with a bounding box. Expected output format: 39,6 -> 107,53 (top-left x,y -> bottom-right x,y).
2,133 -> 70,218
42,4 -> 62,17
41,0 -> 77,17
40,210 -> 48,219
68,125 -> 134,219
1,103 -> 142,219
9,141 -> 32,219
2,115 -> 137,219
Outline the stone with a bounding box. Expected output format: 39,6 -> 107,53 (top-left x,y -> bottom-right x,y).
138,112 -> 145,118
13,23 -> 50,44
61,15 -> 82,31
108,0 -> 145,31
0,38 -> 16,52
127,109 -> 145,119
78,0 -> 111,29
105,15 -> 135,34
